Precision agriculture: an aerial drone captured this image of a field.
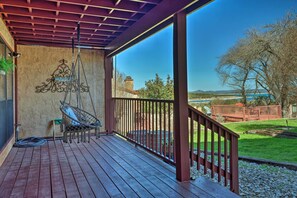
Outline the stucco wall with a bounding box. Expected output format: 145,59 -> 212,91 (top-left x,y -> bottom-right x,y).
17,45 -> 105,138
0,17 -> 14,51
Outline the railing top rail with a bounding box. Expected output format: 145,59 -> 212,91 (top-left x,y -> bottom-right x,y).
112,97 -> 174,103
212,104 -> 281,108
189,105 -> 240,138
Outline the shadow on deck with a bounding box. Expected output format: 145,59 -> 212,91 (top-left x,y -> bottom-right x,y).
0,135 -> 238,197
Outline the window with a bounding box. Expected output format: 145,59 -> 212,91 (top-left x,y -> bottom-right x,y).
0,39 -> 14,150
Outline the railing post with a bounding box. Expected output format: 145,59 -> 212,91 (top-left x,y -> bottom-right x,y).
230,135 -> 239,194
173,11 -> 190,182
104,55 -> 113,134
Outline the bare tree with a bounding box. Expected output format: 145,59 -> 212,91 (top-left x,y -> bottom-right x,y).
217,13 -> 297,116
216,38 -> 255,105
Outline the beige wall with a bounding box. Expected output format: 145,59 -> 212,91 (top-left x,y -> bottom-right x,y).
0,17 -> 14,51
17,45 -> 105,138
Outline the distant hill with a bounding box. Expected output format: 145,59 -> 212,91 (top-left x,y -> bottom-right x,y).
190,89 -> 267,95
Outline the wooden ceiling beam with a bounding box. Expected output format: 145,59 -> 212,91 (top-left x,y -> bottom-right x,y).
8,25 -> 121,37
12,30 -> 115,40
3,15 -> 126,33
1,0 -> 144,21
14,34 -> 110,45
16,39 -> 105,49
47,0 -> 152,13
1,6 -> 136,27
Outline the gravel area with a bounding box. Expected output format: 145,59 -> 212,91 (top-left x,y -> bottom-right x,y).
191,160 -> 297,197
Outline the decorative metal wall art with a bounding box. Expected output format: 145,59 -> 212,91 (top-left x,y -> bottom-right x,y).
35,59 -> 89,93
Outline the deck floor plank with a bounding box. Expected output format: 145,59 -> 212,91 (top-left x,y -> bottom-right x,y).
0,135 -> 239,198
102,137 -> 209,198
0,148 -> 26,197
38,143 -> 52,197
24,146 -> 41,198
60,141 -> 95,198
10,147 -> 34,197
95,137 -> 170,198
87,139 -> 153,198
69,142 -> 113,197
48,141 -> 66,198
55,141 -> 80,198
77,141 -> 138,197
0,147 -> 18,186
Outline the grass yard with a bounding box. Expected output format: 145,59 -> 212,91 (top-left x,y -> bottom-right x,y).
223,119 -> 297,164
223,118 -> 297,133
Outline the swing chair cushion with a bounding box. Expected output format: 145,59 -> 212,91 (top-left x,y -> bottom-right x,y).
64,106 -> 80,126
61,103 -> 101,129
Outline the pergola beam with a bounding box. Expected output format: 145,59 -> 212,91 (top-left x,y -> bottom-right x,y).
106,0 -> 199,56
6,20 -> 123,35
12,30 -> 115,40
7,22 -> 126,33
0,0 -> 143,21
46,0 -> 152,13
0,5 -> 136,26
14,34 -> 109,45
16,39 -> 105,48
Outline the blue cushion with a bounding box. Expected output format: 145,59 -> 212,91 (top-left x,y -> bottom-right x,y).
65,107 -> 80,126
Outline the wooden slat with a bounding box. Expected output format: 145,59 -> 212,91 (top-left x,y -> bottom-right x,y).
105,136 -> 210,197
55,141 -> 80,197
48,141 -> 66,198
197,115 -> 201,170
211,123 -> 215,178
0,148 -> 26,197
218,128 -> 222,183
38,144 -> 52,197
0,148 -> 18,186
24,146 -> 41,197
80,142 -> 138,197
88,138 -> 153,197
10,147 -> 33,197
68,142 -> 114,197
204,119 -> 208,174
96,137 -> 168,197
61,142 -> 95,197
0,136 -> 238,198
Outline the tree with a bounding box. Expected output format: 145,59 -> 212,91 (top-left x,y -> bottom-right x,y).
216,13 -> 297,116
139,74 -> 174,100
112,69 -> 125,97
216,38 -> 254,105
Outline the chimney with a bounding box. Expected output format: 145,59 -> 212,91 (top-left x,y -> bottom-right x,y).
124,76 -> 134,91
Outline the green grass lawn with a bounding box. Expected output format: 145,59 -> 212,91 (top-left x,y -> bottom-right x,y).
223,118 -> 297,133
223,119 -> 297,164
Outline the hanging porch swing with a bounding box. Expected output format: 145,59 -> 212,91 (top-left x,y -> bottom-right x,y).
60,23 -> 101,143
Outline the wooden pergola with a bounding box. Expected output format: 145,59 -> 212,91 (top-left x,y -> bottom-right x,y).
0,0 -> 240,196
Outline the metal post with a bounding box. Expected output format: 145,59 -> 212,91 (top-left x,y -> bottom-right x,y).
173,11 -> 190,182
104,55 -> 113,134
14,44 -> 18,130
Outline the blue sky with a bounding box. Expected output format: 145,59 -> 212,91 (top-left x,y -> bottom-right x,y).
116,0 -> 297,91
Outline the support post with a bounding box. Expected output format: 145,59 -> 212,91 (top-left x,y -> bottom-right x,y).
14,43 -> 18,129
104,55 -> 113,134
173,11 -> 190,182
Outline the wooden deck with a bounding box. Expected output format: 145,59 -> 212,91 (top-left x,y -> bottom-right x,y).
0,135 -> 238,198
